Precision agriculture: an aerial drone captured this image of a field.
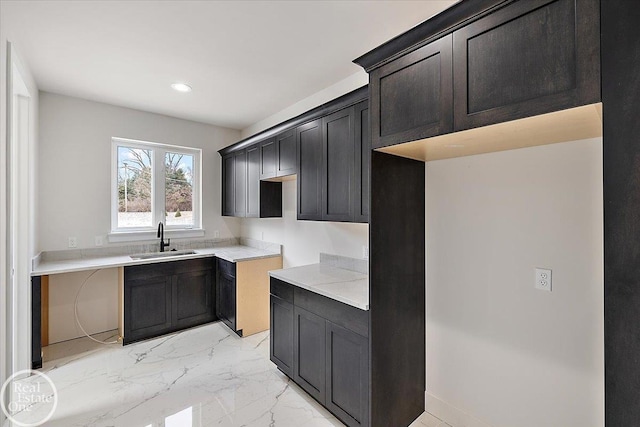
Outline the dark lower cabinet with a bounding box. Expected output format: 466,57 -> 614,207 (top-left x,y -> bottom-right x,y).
216,257 -> 239,335
124,258 -> 215,345
294,306 -> 327,404
270,295 -> 294,377
31,276 -> 42,369
326,321 -> 369,427
174,268 -> 214,329
270,278 -> 369,426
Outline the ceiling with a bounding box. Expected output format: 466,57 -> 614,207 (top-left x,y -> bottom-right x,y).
1,1 -> 457,130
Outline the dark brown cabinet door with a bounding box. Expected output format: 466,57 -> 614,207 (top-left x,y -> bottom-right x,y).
173,269 -> 214,329
294,306 -> 326,404
270,295 -> 294,377
124,274 -> 173,344
246,144 -> 260,218
276,129 -> 297,177
233,150 -> 247,217
297,119 -> 323,220
354,100 -> 369,223
222,153 -> 235,216
326,322 -> 369,427
260,137 -> 277,180
453,0 -> 600,131
322,107 -> 355,222
370,34 -> 453,149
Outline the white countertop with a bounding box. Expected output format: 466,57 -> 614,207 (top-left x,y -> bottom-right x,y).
269,263 -> 369,311
33,245 -> 281,276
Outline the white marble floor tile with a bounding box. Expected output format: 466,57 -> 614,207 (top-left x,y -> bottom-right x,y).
409,411 -> 453,427
4,323 -> 341,427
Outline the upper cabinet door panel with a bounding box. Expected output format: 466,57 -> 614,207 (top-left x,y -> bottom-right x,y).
370,34 -> 453,149
233,150 -> 247,217
222,154 -> 234,216
260,138 -> 277,180
322,107 -> 355,222
246,144 -> 260,218
453,0 -> 600,131
297,119 -> 323,220
276,130 -> 297,177
354,101 -> 369,224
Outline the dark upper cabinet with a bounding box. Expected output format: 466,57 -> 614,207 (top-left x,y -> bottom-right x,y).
216,258 -> 237,334
246,144 -> 261,217
322,107 -> 355,222
233,150 -> 247,217
354,100 -> 370,223
453,0 -> 600,131
260,137 -> 277,180
276,129 -> 297,177
297,119 -> 323,220
222,153 -> 235,216
294,306 -> 327,404
124,258 -> 216,345
222,143 -> 282,218
326,321 -> 369,427
369,34 -> 453,149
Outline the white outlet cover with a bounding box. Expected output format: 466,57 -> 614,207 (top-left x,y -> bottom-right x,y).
363,246 -> 369,260
535,268 -> 552,292
95,236 -> 104,246
68,237 -> 78,248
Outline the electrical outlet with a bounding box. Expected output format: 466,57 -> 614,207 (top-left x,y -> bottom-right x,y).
363,245 -> 369,260
95,236 -> 103,246
535,268 -> 552,292
68,237 -> 78,248
214,230 -> 220,238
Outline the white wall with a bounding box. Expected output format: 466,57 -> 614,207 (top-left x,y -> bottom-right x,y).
38,92 -> 242,251
241,71 -> 368,138
425,138 -> 603,427
241,180 -> 368,268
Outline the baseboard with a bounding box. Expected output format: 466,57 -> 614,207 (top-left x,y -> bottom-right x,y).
425,391 -> 494,427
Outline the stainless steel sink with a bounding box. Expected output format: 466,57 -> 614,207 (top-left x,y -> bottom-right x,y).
130,250 -> 197,260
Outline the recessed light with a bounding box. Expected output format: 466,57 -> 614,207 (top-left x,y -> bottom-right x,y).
171,82 -> 192,93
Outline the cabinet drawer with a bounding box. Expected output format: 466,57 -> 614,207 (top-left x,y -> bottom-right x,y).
217,257 -> 236,278
294,287 -> 368,338
270,277 -> 294,303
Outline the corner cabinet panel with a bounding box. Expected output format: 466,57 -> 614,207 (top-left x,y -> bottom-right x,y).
354,100 -> 370,223
294,306 -> 326,404
370,34 -> 453,149
222,153 -> 235,216
453,0 -> 600,131
216,258 -> 238,335
276,130 -> 297,177
270,295 -> 294,377
326,322 -> 369,427
297,119 -> 323,220
322,107 -> 355,222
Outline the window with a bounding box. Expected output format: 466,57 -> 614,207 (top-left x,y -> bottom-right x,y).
111,137 -> 202,237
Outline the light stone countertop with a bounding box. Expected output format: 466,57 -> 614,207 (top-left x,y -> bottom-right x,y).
269,262 -> 369,311
32,245 -> 281,276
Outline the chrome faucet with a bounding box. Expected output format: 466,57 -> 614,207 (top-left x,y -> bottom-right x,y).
157,222 -> 170,252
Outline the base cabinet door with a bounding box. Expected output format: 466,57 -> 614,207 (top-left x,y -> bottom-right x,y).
174,269 -> 215,329
270,295 -> 294,377
124,275 -> 173,344
326,322 -> 369,427
216,258 -> 237,334
294,306 -> 326,404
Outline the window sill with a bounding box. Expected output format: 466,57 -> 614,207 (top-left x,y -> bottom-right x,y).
108,228 -> 205,243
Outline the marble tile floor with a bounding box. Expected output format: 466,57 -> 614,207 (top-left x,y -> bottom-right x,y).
6,322 -> 449,427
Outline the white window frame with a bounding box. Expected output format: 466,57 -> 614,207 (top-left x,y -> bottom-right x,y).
109,137 -> 204,242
